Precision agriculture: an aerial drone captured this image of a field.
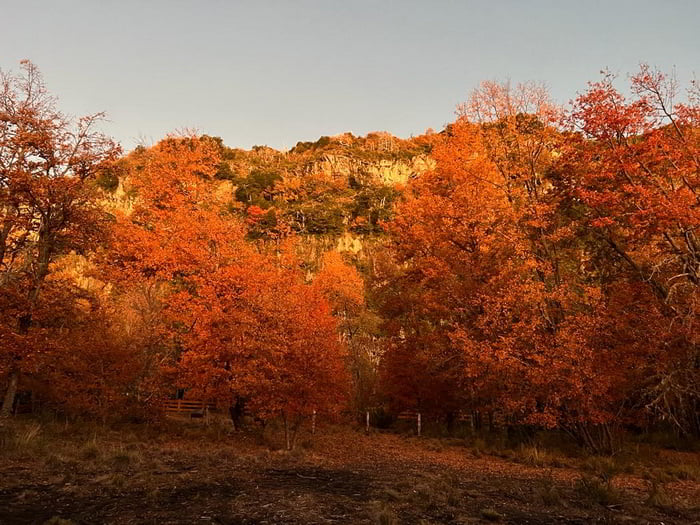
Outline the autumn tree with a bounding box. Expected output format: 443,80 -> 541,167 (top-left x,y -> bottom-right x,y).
377,122 -> 514,423
0,60 -> 119,417
379,85 -> 662,448
314,250 -> 380,415
107,135 -> 349,443
179,260 -> 348,448
37,302 -> 144,421
314,251 -> 364,339
103,134 -> 253,408
564,66 -> 700,436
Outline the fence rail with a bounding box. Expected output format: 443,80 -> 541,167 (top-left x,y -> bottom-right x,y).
396,410 -> 505,427
162,399 -> 216,414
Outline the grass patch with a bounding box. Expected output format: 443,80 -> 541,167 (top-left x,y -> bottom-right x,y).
581,455 -> 625,481
663,462 -> 700,481
480,508 -> 503,521
645,480 -> 672,508
575,475 -> 621,507
373,503 -> 398,525
535,474 -> 561,506
43,518 -> 76,525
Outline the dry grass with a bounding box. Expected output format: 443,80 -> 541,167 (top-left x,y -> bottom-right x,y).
535,474 -> 562,506
646,480 -> 672,508
480,507 -> 504,521
0,418 -> 698,524
372,503 -> 399,525
574,475 -> 622,507
42,518 -> 76,525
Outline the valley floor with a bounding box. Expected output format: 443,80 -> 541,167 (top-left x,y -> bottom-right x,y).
0,419 -> 699,524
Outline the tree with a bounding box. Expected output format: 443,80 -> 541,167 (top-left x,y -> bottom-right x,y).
565,66 -> 700,436
0,60 -> 120,417
378,90 -> 660,447
39,303 -> 144,422
377,122 -> 514,423
179,262 -> 348,448
106,135 -> 349,444
314,251 -> 379,415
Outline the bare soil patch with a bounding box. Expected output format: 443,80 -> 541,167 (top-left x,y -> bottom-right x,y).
0,420 -> 698,524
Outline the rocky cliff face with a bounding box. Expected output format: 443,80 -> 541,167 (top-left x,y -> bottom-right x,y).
105,132 -> 438,273
223,132 -> 439,270
306,153 -> 434,185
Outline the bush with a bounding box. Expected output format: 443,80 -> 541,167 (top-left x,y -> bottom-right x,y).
96,168 -> 120,192
234,169 -> 282,205
535,475 -> 561,506
216,161 -> 235,180
575,475 -> 621,507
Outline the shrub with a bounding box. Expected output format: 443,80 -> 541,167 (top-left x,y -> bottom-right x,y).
574,475 -> 621,507
645,480 -> 671,508
535,475 -> 561,506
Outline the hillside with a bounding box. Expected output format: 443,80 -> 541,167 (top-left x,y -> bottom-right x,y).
219,131 -> 435,244
102,131 -> 437,272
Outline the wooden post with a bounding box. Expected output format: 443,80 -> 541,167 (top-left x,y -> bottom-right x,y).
417,412 -> 421,437
365,410 -> 370,435
311,409 -> 317,435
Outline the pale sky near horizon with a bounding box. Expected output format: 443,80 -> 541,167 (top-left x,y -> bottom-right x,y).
1,1 -> 698,151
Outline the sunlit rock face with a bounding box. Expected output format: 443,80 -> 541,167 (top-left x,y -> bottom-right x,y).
307,153 -> 434,185
90,131 -> 437,277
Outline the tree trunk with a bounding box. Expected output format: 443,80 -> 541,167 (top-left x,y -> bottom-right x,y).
446,412 -> 456,435
2,264 -> 45,419
283,413 -> 291,451
229,396 -> 244,431
290,417 -> 301,450
1,369 -> 19,418
570,422 -> 617,455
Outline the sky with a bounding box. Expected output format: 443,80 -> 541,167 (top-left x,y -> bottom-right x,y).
1,0 -> 698,151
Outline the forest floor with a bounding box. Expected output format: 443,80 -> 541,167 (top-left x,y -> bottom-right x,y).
0,417 -> 699,524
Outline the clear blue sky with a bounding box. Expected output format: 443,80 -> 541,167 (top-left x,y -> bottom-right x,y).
2,0 -> 698,150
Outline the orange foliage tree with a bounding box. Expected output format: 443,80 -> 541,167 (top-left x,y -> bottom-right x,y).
314,251 -> 380,416
564,66 -> 700,436
378,80 -> 669,449
0,60 -> 119,417
106,135 -> 348,441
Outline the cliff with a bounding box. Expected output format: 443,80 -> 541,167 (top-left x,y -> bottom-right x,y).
215,131 -> 437,269
101,131 -> 438,272
305,151 -> 434,185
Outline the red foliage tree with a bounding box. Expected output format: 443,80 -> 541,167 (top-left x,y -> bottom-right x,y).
0,61 -> 119,416
106,135 -> 348,443
564,66 -> 700,436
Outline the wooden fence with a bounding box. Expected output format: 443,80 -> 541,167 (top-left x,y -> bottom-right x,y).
162,399 -> 216,415
397,410 -> 505,428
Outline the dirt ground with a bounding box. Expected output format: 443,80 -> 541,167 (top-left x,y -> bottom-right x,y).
0,419 -> 699,524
